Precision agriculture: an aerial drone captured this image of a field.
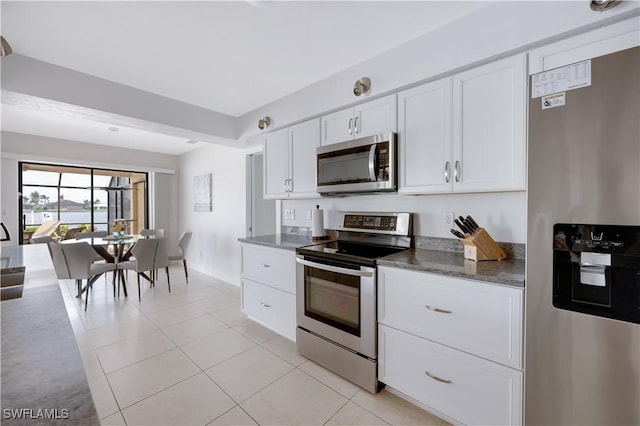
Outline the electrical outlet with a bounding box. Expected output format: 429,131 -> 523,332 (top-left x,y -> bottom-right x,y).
284,209 -> 290,220
305,210 -> 312,220
290,209 -> 295,220
445,211 -> 455,226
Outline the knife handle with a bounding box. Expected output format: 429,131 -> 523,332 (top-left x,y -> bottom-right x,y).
466,215 -> 480,231
450,229 -> 465,239
454,218 -> 470,235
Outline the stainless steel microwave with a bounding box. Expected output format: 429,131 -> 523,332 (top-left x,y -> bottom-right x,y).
316,132 -> 397,194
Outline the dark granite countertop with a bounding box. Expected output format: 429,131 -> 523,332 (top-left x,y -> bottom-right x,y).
378,248 -> 525,288
238,234 -> 325,251
1,246 -> 99,425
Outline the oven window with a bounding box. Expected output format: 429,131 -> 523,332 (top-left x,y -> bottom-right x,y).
304,266 -> 361,336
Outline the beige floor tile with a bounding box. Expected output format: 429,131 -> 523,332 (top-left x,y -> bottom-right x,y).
135,292 -> 190,314
96,331 -> 176,373
145,302 -> 208,328
326,401 -> 390,426
299,360 -> 360,399
100,411 -> 126,425
232,320 -> 278,343
241,369 -> 347,425
351,389 -> 442,426
181,286 -> 228,302
87,315 -> 158,349
210,306 -> 247,327
162,314 -> 228,345
79,349 -> 105,380
80,301 -> 142,330
122,373 -> 235,426
260,335 -> 308,367
88,375 -> 120,420
106,348 -> 199,409
211,281 -> 241,296
193,293 -> 240,314
208,406 -> 257,426
180,328 -> 256,370
205,346 -> 294,402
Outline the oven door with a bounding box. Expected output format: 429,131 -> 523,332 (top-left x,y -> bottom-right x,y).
295,254 -> 376,359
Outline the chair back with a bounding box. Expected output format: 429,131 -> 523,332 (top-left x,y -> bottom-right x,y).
131,238 -> 158,271
32,220 -> 61,237
177,232 -> 192,258
62,227 -> 86,240
47,241 -> 70,279
76,231 -> 108,239
31,235 -> 54,244
61,242 -> 98,280
140,229 -> 164,237
154,238 -> 169,269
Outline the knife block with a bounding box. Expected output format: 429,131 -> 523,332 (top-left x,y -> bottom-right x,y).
461,228 -> 507,261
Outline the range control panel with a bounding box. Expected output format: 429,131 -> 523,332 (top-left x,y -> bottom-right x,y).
343,214 -> 396,231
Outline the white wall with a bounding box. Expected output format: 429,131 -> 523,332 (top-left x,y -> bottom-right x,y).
177,143 -> 248,286
282,192 -> 526,244
0,130 -> 178,247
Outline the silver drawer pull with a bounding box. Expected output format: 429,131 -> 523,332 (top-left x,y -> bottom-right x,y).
260,302 -> 271,308
425,304 -> 452,314
425,370 -> 452,384
260,263 -> 271,268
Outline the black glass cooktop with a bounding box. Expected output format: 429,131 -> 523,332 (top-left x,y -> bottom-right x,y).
296,240 -> 406,266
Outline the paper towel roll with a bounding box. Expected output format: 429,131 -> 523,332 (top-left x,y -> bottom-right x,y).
312,206 -> 325,238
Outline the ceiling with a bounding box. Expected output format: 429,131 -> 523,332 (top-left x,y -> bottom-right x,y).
1,1 -> 488,154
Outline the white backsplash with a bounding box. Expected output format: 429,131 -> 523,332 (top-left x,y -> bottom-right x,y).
281,191 -> 526,244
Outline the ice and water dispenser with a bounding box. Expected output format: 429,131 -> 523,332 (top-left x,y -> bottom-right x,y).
553,224 -> 640,324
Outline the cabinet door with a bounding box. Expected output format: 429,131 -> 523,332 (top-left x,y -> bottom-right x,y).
398,79 -> 452,194
354,94 -> 398,139
263,128 -> 289,199
452,54 -> 526,192
320,108 -> 354,146
288,118 -> 320,198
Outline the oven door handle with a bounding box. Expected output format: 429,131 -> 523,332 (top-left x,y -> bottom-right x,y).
295,257 -> 374,278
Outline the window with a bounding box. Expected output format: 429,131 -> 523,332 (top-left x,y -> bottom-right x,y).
19,162 -> 148,244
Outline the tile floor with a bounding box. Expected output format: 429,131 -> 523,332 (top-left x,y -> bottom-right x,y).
57,264 -> 450,425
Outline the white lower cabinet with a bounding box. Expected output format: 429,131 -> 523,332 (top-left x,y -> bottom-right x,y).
377,266 -> 523,425
242,278 -> 296,341
379,325 -> 522,426
241,244 -> 296,341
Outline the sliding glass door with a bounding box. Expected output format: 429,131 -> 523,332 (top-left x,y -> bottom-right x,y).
19,162 -> 148,244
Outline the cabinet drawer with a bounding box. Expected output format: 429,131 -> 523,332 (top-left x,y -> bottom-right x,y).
242,279 -> 296,341
379,325 -> 522,426
241,244 -> 295,294
378,266 -> 523,368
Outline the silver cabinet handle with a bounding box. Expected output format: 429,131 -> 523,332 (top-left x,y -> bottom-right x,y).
260,302 -> 271,308
444,161 -> 450,183
348,118 -> 353,135
454,161 -> 461,183
354,116 -> 359,134
425,370 -> 452,384
283,179 -> 288,193
425,304 -> 452,314
260,263 -> 271,268
287,178 -> 292,192
295,257 -> 374,277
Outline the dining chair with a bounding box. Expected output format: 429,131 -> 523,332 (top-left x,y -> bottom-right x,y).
168,231 -> 192,283
75,230 -> 110,262
116,238 -> 158,301
31,235 -> 54,244
46,241 -> 70,280
140,228 -> 164,237
61,242 -> 117,311
152,237 -> 171,293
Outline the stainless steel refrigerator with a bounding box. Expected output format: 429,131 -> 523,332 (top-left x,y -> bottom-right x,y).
526,46 -> 640,425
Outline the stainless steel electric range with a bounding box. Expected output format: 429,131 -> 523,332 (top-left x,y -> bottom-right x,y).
295,211 -> 412,393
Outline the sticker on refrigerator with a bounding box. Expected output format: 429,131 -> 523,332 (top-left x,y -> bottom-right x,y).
532,60 -> 591,98
542,92 -> 566,109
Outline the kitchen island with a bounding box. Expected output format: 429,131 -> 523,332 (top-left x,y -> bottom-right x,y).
0,244 -> 99,425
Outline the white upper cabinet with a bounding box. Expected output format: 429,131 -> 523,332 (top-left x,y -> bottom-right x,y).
320,94 -> 397,146
452,54 -> 526,192
263,119 -> 320,199
398,77 -> 453,194
398,54 -> 526,194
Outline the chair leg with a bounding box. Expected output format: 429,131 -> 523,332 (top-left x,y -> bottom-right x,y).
112,271 -> 116,297
165,267 -> 171,293
137,273 -> 141,302
76,279 -> 82,298
183,259 -> 188,283
84,279 -> 90,311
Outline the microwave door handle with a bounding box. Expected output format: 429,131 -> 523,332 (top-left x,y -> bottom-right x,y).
368,144 -> 377,181
295,257 -> 374,278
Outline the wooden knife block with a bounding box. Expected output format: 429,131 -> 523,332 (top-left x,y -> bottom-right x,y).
461,228 -> 507,261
